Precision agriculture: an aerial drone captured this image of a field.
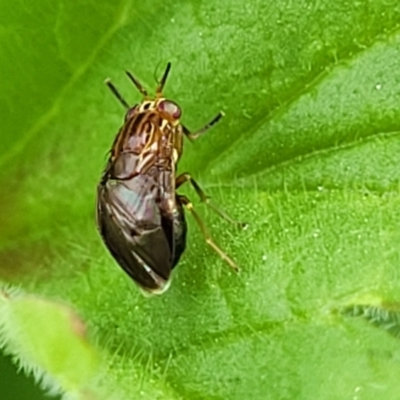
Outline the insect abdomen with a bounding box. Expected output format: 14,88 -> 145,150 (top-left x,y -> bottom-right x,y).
97,172 -> 172,290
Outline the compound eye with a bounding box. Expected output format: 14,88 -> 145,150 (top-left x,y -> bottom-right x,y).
125,104 -> 138,121
158,100 -> 181,119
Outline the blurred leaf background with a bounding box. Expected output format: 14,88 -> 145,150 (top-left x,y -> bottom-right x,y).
1,0 -> 400,399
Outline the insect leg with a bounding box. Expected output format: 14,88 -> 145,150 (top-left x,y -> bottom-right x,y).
182,111 -> 225,141
178,195 -> 239,272
125,71 -> 149,97
156,62 -> 172,95
176,173 -> 246,228
104,79 -> 130,109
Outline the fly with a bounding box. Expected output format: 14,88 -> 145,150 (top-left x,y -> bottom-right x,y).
96,63 -> 244,294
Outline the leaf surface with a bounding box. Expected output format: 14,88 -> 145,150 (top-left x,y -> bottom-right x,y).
1,1 -> 400,398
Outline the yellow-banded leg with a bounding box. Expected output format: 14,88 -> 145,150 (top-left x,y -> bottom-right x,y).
182,111 -> 225,141
178,195 -> 239,272
104,79 -> 130,109
175,173 -> 246,228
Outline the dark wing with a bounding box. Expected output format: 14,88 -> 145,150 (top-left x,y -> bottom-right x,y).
96,174 -> 172,292
160,196 -> 187,269
172,197 -> 187,268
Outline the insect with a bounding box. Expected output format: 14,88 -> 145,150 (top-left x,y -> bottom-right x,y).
96,63 -> 243,294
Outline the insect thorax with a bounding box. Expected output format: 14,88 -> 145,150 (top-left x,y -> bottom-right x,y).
111,99 -> 184,171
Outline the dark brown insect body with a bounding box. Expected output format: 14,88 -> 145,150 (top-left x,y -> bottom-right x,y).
97,63 -> 241,294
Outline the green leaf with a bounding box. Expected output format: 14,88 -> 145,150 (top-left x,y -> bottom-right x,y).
342,302 -> 400,339
1,0 -> 400,399
0,290 -> 98,396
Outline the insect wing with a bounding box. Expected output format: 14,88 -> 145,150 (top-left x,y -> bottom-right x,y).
97,175 -> 172,291
167,197 -> 187,269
